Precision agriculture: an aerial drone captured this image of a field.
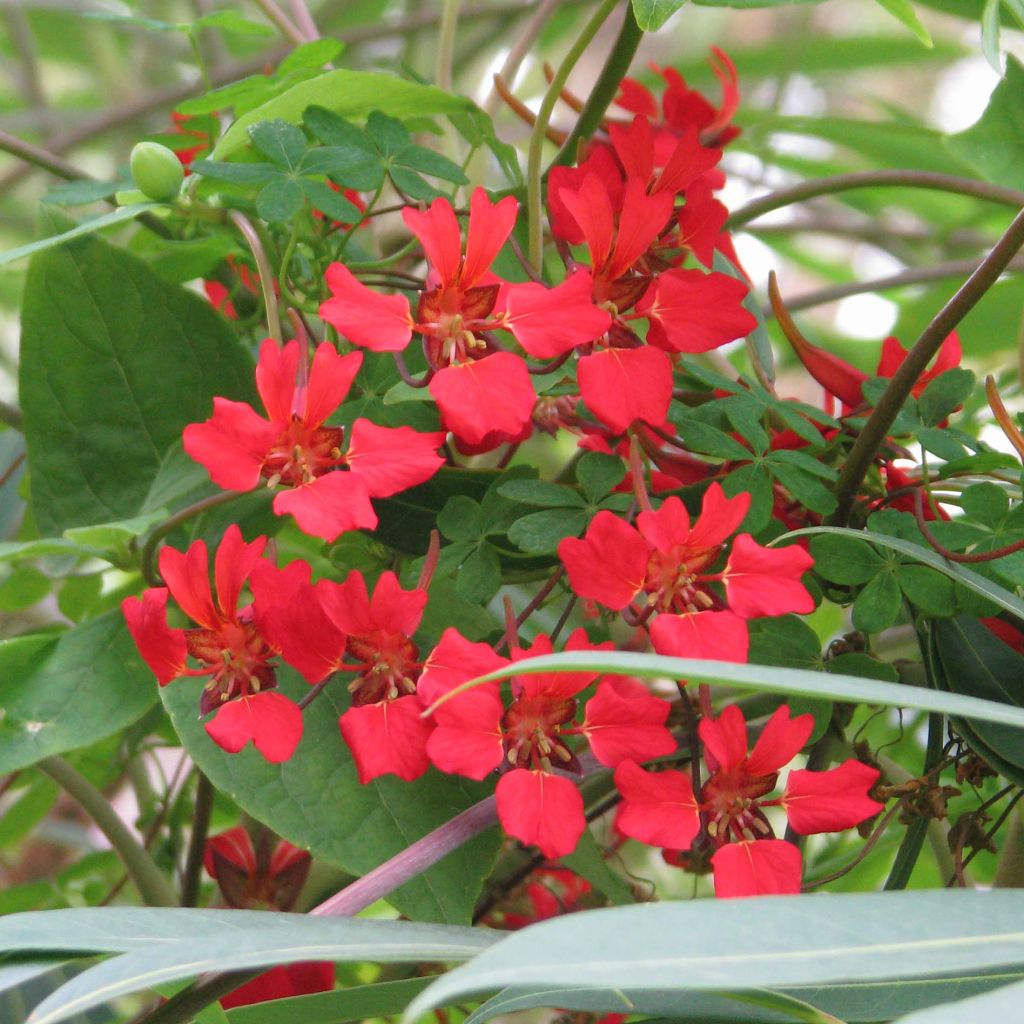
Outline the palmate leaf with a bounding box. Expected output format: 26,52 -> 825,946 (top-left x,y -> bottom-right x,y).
403,892 -> 1024,1023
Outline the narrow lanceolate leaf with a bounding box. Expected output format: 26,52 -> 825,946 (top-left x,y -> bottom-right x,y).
0,205 -> 157,268
631,0 -> 687,30
0,610 -> 158,773
26,917 -> 496,1024
780,526 -> 1024,619
19,228 -> 255,535
894,976 -> 1024,1021
403,891 -> 1024,1023
451,650 -> 1024,731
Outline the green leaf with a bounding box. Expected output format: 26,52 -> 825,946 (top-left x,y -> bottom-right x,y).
852,570 -> 903,632
894,976 -> 1024,1022
438,495 -> 484,541
872,0 -> 934,44
404,892 -> 1024,1022
128,233 -> 238,285
0,611 -> 158,773
466,647 -> 1024,730
455,543 -> 502,602
561,831 -> 635,907
768,462 -> 837,516
917,368 -> 975,427
811,534 -> 886,585
161,674 -> 500,923
397,145 -> 469,184
225,977 -> 431,1024
24,916 -> 496,1024
62,510 -> 167,569
257,178 -> 305,222
894,565 -> 957,616
945,55 -> 1024,189
42,180 -> 122,206
189,159 -> 281,186
499,480 -> 585,508
191,10 -> 276,35
783,526 -> 1024,620
0,205 -> 158,268
213,71 -> 480,160
576,453 -> 626,503
931,616 -> 1024,785
982,0 -> 1003,72
0,566 -> 52,611
248,119 -> 308,169
676,417 -> 752,460
300,179 -> 362,222
19,229 -> 255,535
508,509 -> 589,554
631,0 -> 688,30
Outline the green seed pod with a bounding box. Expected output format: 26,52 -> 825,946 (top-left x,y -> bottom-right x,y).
129,141 -> 184,201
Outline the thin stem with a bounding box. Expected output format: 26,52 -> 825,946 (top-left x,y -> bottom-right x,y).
251,0 -> 308,45
986,374 -> 1024,462
0,127 -> 90,181
435,0 -> 460,93
526,0 -> 620,270
832,205 -> 1024,526
140,490 -> 245,587
551,5 -> 643,169
483,0 -> 562,116
912,490 -> 1024,563
0,399 -> 22,431
289,0 -> 320,39
768,256 -> 1024,317
229,210 -> 282,344
727,171 -> 1024,230
38,756 -> 177,907
180,773 -> 214,907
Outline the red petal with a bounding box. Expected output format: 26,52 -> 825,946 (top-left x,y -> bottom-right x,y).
159,538 -> 219,629
615,78 -> 659,119
320,570 -> 425,638
577,347 -> 672,434
462,188 -> 518,287
675,179 -> 728,268
418,628 -> 509,713
655,129 -> 721,197
785,329 -> 867,408
649,609 -> 749,663
203,825 -> 255,878
547,149 -> 623,246
558,511 -> 648,610
504,272 -> 611,358
744,704 -> 814,777
183,398 -> 277,492
699,704 -> 749,773
783,760 -> 883,835
320,263 -> 413,351
636,496 -> 691,554
614,760 -> 700,849
339,697 -> 432,783
581,681 -> 675,767
607,179 -> 674,281
496,770 -> 586,858
345,419 -> 445,498
205,691 -> 303,763
637,268 -> 755,354
608,116 -> 655,183
686,482 -> 750,551
255,338 -> 299,424
122,589 -> 187,684
403,197 -> 462,286
723,535 -> 815,618
559,174 -> 615,273
426,720 -> 504,779
221,963 -> 334,1009
429,354 -> 536,446
213,525 -> 266,620
711,839 -> 802,897
250,560 -> 345,684
272,472 -> 377,542
302,345 -> 362,428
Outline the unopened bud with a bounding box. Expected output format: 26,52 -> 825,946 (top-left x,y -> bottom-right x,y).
129,141 -> 184,201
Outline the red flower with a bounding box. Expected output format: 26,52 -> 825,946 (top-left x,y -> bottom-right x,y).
495,866 -> 594,929
319,188 -> 609,447
615,704 -> 883,897
418,629 -> 675,858
317,570 -> 433,783
204,826 -> 335,1010
121,526 -> 303,762
183,338 -> 445,541
558,484 -> 814,662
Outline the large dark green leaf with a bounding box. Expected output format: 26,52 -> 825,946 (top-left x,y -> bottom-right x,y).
161,673 -> 500,924
404,892 -> 1024,1021
0,610 -> 158,773
19,230 -> 255,535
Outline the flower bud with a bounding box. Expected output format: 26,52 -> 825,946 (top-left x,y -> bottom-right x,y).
129,141 -> 183,201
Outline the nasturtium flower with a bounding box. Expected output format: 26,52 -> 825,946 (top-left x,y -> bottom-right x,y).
317,570 -> 433,784
615,704 -> 883,897
121,526 -> 303,763
319,187 -> 610,448
183,338 -> 445,541
558,484 -> 814,662
418,629 -> 675,858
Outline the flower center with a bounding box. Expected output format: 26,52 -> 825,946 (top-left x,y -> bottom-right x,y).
262,418 -> 344,488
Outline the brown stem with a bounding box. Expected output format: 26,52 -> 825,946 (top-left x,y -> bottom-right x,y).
727,171 -> 1024,229
913,490 -> 1024,563
985,374 -> 1024,463
832,205 -> 1024,526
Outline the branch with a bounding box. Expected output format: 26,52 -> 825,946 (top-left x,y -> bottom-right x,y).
727,171 -> 1024,230
832,205 -> 1024,525
38,756 -> 177,907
